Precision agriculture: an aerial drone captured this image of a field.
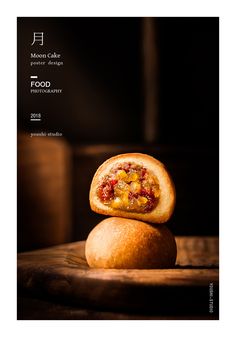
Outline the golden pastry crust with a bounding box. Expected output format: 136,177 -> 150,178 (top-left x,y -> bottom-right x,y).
89,153 -> 176,223
85,217 -> 177,269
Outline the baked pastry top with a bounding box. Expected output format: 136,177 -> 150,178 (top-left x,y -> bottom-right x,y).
85,217 -> 177,269
89,153 -> 175,223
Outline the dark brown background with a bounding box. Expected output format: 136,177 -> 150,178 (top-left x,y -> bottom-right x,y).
17,17 -> 219,252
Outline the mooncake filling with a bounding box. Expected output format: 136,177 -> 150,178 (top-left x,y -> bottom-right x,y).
97,162 -> 160,213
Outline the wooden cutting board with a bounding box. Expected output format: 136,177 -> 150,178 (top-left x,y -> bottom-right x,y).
17,237 -> 219,316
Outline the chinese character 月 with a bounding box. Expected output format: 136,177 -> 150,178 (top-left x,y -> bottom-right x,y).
31,32 -> 44,46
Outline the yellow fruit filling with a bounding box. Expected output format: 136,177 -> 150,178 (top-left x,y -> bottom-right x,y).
97,162 -> 160,213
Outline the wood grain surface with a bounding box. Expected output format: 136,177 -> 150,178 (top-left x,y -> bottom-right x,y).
17,237 -> 219,316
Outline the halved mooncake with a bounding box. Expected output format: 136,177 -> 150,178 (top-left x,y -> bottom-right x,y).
89,153 -> 175,223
